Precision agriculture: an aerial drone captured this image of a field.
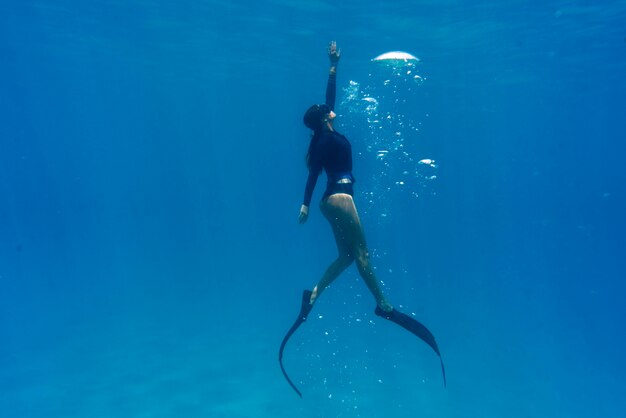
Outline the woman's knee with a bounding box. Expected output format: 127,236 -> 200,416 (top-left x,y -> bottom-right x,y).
338,254 -> 354,267
354,248 -> 370,268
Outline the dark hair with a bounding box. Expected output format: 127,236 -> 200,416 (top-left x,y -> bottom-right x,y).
303,104 -> 330,131
305,132 -> 319,169
303,104 -> 330,168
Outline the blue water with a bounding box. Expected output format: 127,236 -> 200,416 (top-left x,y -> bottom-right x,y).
2,1 -> 625,416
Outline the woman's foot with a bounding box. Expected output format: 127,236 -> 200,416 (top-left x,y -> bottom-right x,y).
309,286 -> 318,305
378,299 -> 393,313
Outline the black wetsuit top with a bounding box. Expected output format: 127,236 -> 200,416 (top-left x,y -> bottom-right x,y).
302,72 -> 355,207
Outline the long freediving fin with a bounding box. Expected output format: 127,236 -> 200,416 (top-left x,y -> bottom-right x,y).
278,290 -> 314,397
375,306 -> 447,388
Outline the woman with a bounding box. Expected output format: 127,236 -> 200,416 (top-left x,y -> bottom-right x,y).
298,40 -> 392,313
279,42 -> 445,398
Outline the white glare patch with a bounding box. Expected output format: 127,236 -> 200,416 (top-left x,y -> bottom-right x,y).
372,51 -> 420,62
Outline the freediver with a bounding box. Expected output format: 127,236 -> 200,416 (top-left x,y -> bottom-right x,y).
279,41 -> 445,397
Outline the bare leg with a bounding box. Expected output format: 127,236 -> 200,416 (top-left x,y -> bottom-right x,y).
310,256 -> 353,303
310,198 -> 354,304
314,194 -> 393,312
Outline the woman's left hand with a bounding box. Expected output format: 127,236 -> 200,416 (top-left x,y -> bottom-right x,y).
298,205 -> 309,224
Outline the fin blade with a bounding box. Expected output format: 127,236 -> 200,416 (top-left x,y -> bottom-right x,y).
278,290 -> 313,397
375,306 -> 446,387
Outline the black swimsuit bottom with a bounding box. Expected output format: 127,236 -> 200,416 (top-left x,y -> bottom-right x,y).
323,181 -> 354,200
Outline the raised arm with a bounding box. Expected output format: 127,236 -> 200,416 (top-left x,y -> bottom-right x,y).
325,41 -> 341,110
299,42 -> 342,224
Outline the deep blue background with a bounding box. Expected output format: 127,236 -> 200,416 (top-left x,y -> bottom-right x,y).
1,1 -> 625,416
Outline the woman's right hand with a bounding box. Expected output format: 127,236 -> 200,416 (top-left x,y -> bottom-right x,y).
328,41 -> 341,66
298,205 -> 309,224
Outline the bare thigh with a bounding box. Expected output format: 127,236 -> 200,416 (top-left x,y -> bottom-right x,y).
320,193 -> 367,257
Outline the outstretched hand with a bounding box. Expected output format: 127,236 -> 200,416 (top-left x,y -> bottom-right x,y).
328,41 -> 341,65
